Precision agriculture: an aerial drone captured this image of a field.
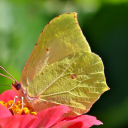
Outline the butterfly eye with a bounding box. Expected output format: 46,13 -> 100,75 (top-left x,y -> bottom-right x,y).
16,84 -> 21,90
12,82 -> 21,90
71,74 -> 77,79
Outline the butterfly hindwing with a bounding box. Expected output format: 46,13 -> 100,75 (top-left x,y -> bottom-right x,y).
26,51 -> 108,115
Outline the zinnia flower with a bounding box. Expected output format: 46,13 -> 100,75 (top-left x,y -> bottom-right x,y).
0,90 -> 103,128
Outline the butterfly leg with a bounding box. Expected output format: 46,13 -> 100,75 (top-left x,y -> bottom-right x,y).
9,96 -> 24,110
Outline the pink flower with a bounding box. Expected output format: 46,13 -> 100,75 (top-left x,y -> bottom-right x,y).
0,90 -> 103,128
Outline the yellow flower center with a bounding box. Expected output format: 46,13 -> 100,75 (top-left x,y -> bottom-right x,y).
0,100 -> 37,115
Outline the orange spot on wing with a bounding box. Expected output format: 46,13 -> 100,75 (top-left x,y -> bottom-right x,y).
46,48 -> 49,51
71,74 -> 77,79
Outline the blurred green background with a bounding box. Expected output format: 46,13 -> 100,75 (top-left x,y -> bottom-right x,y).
0,0 -> 128,127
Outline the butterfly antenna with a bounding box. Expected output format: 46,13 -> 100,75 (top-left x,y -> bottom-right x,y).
0,66 -> 17,82
0,84 -> 11,87
0,73 -> 15,82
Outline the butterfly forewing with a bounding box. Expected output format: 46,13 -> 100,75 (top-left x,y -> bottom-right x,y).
20,12 -> 91,90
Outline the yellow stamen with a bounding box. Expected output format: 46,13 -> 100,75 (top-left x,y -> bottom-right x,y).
31,111 -> 37,116
0,100 -> 37,116
22,107 -> 30,114
0,101 -> 5,105
7,100 -> 14,108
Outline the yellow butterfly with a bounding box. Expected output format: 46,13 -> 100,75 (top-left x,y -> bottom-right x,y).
4,12 -> 109,116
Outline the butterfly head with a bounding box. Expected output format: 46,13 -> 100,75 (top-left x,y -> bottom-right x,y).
11,81 -> 22,95
11,81 -> 21,90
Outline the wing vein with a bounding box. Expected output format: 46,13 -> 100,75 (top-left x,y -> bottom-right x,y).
37,53 -> 77,96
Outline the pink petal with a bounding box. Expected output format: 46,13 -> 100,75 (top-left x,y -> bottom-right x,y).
0,90 -> 19,102
0,104 -> 12,118
18,115 -> 37,128
52,115 -> 103,128
0,115 -> 37,128
33,105 -> 71,128
68,122 -> 83,128
0,90 -> 103,128
81,115 -> 103,127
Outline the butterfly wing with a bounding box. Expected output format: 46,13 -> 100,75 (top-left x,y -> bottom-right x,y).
21,12 -> 91,90
38,51 -> 108,115
22,51 -> 108,115
20,12 -> 108,115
